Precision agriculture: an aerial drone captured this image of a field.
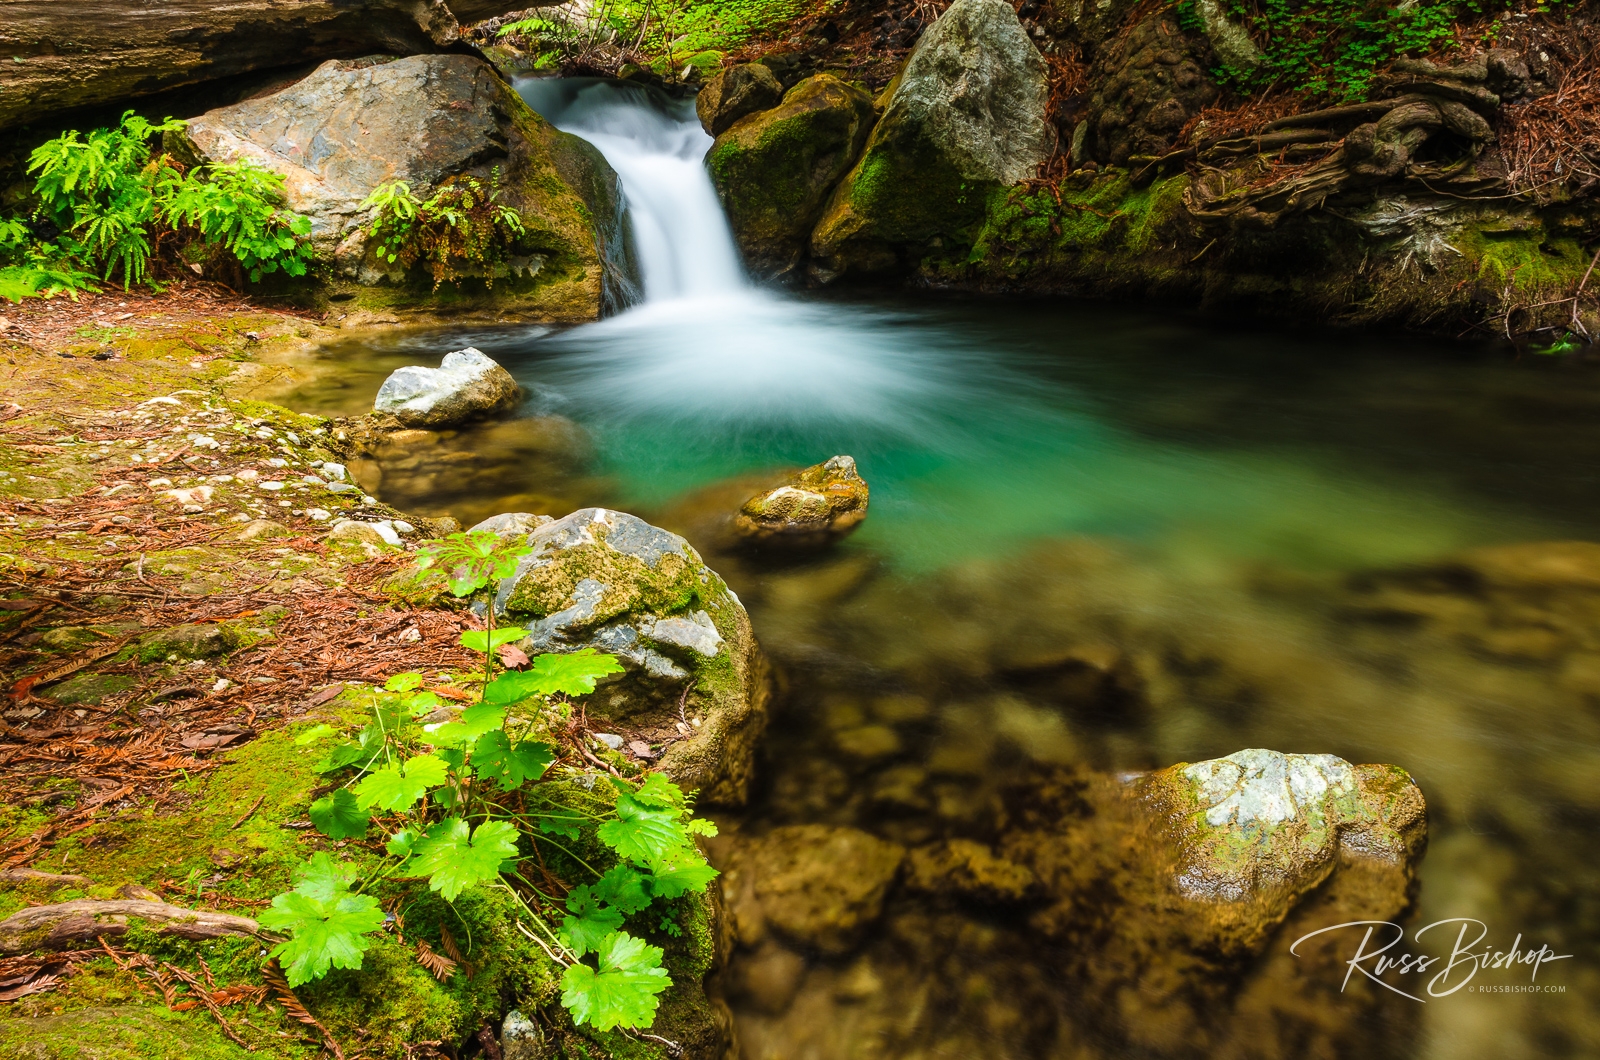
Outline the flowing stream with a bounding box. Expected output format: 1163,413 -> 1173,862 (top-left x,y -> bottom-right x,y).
272,79 -> 1600,1060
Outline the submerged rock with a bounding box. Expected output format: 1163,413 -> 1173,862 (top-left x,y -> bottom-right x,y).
495,507 -> 770,804
708,75 -> 878,278
734,455 -> 870,548
373,348 -> 520,428
696,63 -> 786,137
718,824 -> 906,955
176,54 -> 630,320
810,0 -> 1053,281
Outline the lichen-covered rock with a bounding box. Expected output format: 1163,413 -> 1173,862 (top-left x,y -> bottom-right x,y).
495,508 -> 770,804
1143,748 -> 1426,948
373,348 -> 520,428
176,53 -> 630,321
470,512 -> 554,536
696,62 -> 786,137
707,75 -> 878,278
130,623 -> 242,663
733,455 -> 869,548
718,824 -> 905,955
810,0 -> 1053,281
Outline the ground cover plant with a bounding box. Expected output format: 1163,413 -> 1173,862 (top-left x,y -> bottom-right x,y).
0,112 -> 313,302
275,530 -> 720,1033
361,173 -> 529,291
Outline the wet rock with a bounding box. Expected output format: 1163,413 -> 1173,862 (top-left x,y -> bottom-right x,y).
374,348 -> 520,428
810,0 -> 1053,281
495,508 -> 770,804
904,838 -> 1036,902
1144,748 -> 1426,947
470,512 -> 555,536
500,1009 -> 547,1060
719,824 -> 906,955
707,75 -> 878,278
696,63 -> 786,137
177,54 -> 627,320
734,455 -> 869,548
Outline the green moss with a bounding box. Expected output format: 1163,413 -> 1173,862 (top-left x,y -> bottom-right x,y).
0,1004 -> 265,1060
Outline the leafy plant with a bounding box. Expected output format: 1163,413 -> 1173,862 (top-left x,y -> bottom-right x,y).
18,111 -> 313,292
361,172 -> 527,291
272,531 -> 711,1032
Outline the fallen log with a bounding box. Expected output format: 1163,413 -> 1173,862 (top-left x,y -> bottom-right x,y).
0,899 -> 258,953
0,0 -> 547,134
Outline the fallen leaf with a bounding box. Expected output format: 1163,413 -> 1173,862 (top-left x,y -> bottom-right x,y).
303,684 -> 346,708
497,644 -> 530,669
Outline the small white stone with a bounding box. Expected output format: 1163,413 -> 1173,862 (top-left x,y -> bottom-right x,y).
392,520 -> 414,533
320,462 -> 348,482
306,508 -> 332,522
236,469 -> 260,482
266,458 -> 287,468
260,481 -> 285,491
146,477 -> 173,489
254,427 -> 275,439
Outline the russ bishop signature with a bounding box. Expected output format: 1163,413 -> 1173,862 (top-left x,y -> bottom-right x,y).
1292,919 -> 1572,1001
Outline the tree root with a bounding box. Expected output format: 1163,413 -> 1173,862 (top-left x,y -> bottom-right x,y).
0,898 -> 258,954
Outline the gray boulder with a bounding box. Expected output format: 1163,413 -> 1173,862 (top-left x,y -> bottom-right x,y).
373,348 -> 520,428
810,0 -> 1053,280
494,508 -> 770,805
469,512 -> 554,536
176,53 -> 633,320
696,62 -> 786,137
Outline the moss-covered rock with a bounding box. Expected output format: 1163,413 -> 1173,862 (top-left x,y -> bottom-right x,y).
809,0 -> 1052,281
177,54 -> 629,323
696,63 -> 785,137
733,454 -> 870,548
496,508 -> 771,805
707,75 -> 877,278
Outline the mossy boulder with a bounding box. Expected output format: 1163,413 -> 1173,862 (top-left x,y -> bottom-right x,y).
707,75 -> 878,278
128,622 -> 245,664
495,508 -> 771,805
696,62 -> 786,137
733,454 -> 870,549
177,54 -> 632,322
809,0 -> 1053,281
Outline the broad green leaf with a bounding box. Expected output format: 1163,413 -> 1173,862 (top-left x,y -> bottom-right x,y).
353,754 -> 448,811
384,672 -> 424,692
686,818 -> 719,837
527,649 -> 624,695
460,627 -> 528,653
560,884 -> 623,957
313,741 -> 366,774
472,732 -> 554,791
560,931 -> 670,1031
593,864 -> 652,914
409,818 -> 520,900
422,703 -> 505,747
646,862 -> 718,900
309,790 -> 368,840
385,827 -> 418,858
294,723 -> 336,746
596,799 -> 689,873
401,690 -> 440,717
260,854 -> 384,987
261,891 -> 384,987
536,813 -> 582,840
627,773 -> 685,811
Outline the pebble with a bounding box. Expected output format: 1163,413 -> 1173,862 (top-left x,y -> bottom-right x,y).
306,508 -> 331,522
236,469 -> 259,482
594,733 -> 624,750
321,462 -> 348,482
325,482 -> 357,494
266,458 -> 287,467
260,481 -> 285,491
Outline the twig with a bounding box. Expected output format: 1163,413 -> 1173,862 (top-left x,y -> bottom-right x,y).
228,794 -> 265,831
1570,243 -> 1600,340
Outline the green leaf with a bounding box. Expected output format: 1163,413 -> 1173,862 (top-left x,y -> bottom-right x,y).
472,732 -> 554,791
527,649 -> 624,695
628,772 -> 685,811
353,754 -> 449,811
385,828 -> 418,859
259,854 -> 384,987
313,741 -> 366,774
294,724 -> 336,746
560,931 -> 670,1031
309,790 -> 369,840
384,673 -> 424,692
646,862 -> 718,900
536,813 -> 582,840
423,703 -> 505,747
593,864 -> 652,914
596,799 -> 689,873
408,818 -> 520,900
560,884 -> 623,957
686,818 -> 719,837
460,627 -> 528,653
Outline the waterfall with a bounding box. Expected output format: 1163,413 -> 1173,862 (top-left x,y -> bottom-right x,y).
517,77 -> 746,302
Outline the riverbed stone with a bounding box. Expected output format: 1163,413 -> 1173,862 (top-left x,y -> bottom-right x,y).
495,508 -> 770,804
734,455 -> 870,548
810,0 -> 1053,281
719,824 -> 906,955
696,63 -> 786,137
175,53 -> 628,320
707,75 -> 878,277
373,348 -> 521,428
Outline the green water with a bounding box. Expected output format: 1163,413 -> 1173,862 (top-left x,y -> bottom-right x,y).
281,293 -> 1600,1059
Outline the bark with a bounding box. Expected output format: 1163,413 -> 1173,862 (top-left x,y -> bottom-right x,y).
0,899 -> 258,953
0,0 -> 543,134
